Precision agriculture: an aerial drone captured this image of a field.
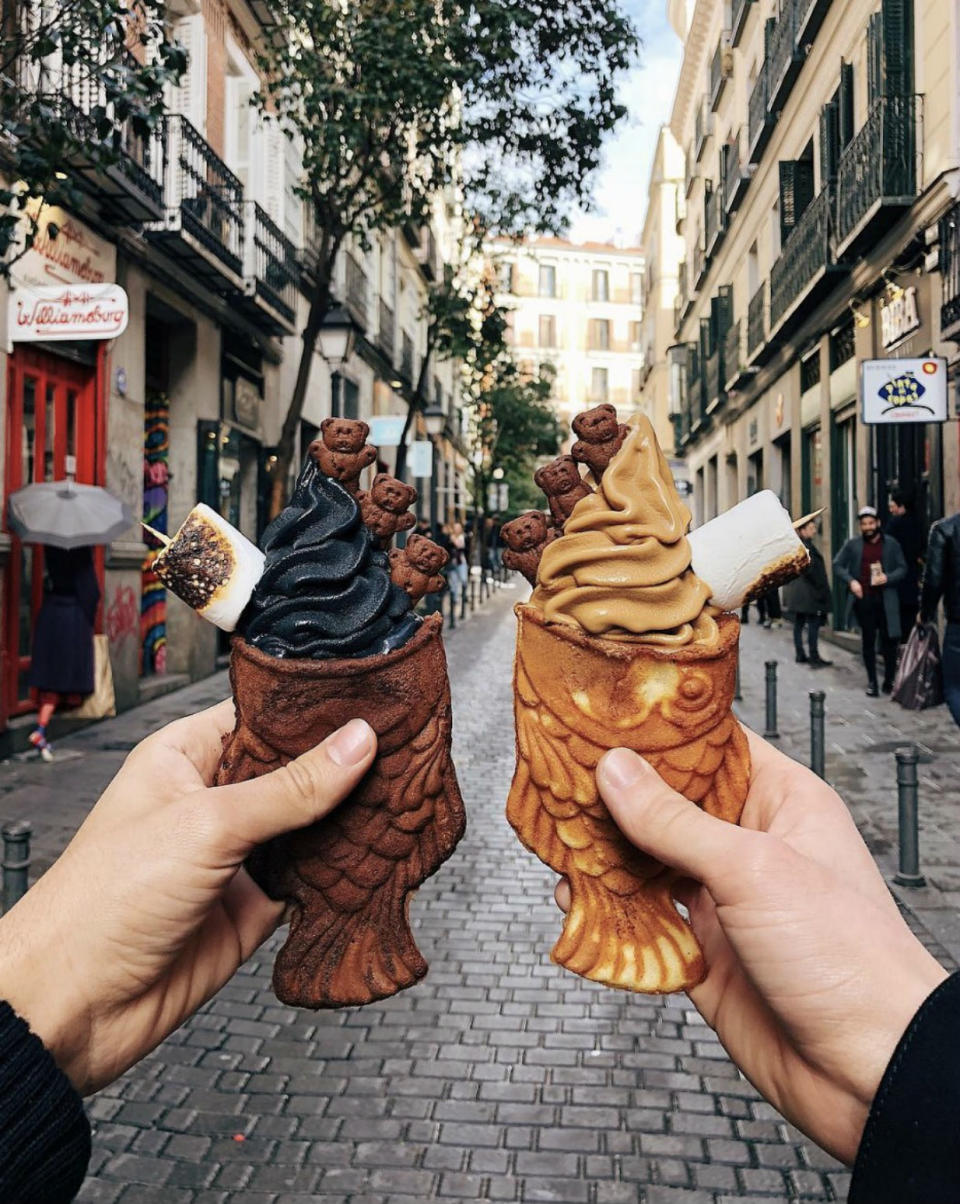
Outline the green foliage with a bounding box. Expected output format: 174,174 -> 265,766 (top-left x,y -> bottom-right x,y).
0,0 -> 185,273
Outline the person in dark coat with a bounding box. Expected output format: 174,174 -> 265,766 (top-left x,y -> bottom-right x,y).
27,545 -> 100,760
784,518 -> 833,666
919,510 -> 960,725
886,489 -> 926,643
833,506 -> 907,696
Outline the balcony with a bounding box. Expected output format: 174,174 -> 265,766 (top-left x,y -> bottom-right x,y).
710,38 -> 732,111
939,203 -> 960,343
767,0 -> 804,116
705,344 -> 725,413
344,252 -> 369,329
238,202 -> 298,335
795,0 -> 834,50
748,60 -> 775,165
705,183 -> 725,259
835,95 -> 921,258
378,300 -> 396,362
723,136 -> 754,214
770,191 -> 846,336
723,319 -> 752,391
747,280 -> 767,362
694,103 -> 713,163
731,0 -> 754,47
692,239 -> 708,290
148,114 -> 245,290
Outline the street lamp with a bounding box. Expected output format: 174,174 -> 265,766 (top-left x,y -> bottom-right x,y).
317,305 -> 356,369
422,403 -> 446,438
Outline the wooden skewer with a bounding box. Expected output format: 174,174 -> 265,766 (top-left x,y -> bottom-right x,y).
793,508 -> 824,529
141,521 -> 171,547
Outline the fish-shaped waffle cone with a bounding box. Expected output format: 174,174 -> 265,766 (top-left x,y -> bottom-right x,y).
507,604 -> 749,994
215,613 -> 465,1008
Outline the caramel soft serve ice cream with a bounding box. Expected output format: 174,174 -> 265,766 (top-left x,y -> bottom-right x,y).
506,411 -> 750,994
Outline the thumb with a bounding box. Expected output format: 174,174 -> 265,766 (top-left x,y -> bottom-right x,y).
597,748 -> 746,892
208,718 -> 377,859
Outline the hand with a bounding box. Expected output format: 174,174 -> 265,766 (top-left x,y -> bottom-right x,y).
556,730 -> 947,1165
873,571 -> 888,587
0,701 -> 376,1095
849,580 -> 864,599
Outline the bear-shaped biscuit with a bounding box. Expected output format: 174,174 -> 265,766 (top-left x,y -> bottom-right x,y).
501,511 -> 557,586
309,418 -> 378,494
388,534 -> 449,603
571,404 -> 629,479
534,455 -> 592,528
358,474 -> 418,546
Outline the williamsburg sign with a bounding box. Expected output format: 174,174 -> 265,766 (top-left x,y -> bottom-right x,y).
861,357 -> 948,425
9,283 -> 129,342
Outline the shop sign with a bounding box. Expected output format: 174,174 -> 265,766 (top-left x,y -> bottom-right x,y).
232,376 -> 262,431
409,440 -> 433,478
861,357 -> 947,425
9,283 -> 129,342
10,200 -> 116,287
369,415 -> 407,448
880,286 -> 921,350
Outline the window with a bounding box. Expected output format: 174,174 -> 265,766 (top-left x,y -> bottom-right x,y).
539,315 -> 557,348
591,319 -> 610,351
590,367 -> 609,401
539,264 -> 557,297
800,352 -> 821,393
631,272 -> 643,303
630,321 -> 642,351
830,320 -> 855,370
498,262 -> 515,293
592,269 -> 609,301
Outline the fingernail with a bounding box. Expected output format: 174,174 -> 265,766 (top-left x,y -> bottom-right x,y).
600,748 -> 644,792
327,719 -> 374,766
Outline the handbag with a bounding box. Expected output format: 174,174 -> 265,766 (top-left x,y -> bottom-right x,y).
891,623 -> 944,711
66,634 -> 116,720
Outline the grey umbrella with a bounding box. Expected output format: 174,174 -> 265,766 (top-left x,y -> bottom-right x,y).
6,480 -> 135,549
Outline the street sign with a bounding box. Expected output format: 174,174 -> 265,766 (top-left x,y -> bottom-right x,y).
861,357 -> 948,424
368,415 -> 406,447
9,282 -> 128,341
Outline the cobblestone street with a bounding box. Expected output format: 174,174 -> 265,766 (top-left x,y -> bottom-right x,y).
1,587 -> 957,1203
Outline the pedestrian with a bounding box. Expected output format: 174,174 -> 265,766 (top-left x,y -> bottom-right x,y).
28,545 -> 101,761
919,508 -> 960,725
489,513 -> 504,578
833,505 -> 907,696
443,521 -> 468,609
784,518 -> 833,666
886,489 -> 926,641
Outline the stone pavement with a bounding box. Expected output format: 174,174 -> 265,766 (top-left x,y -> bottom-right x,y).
0,587 -> 955,1203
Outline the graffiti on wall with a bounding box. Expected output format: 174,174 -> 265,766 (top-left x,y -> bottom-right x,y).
107,585 -> 138,644
140,392 -> 169,674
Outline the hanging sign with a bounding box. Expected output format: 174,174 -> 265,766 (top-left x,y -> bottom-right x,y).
10,283 -> 129,342
861,357 -> 947,425
368,415 -> 407,448
880,285 -> 921,350
409,440 -> 433,478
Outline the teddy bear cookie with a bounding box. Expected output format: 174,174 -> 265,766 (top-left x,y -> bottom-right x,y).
501,511 -> 557,586
534,456 -> 593,528
570,404 -> 629,480
388,534 -> 449,604
308,418 -> 378,495
359,474 -> 418,546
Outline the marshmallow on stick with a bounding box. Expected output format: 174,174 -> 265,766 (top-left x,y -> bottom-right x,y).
686,490 -> 809,612
153,503 -> 265,632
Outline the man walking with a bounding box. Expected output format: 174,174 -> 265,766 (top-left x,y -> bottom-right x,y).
919,511 -> 960,725
833,505 -> 907,696
886,489 -> 926,642
784,518 -> 833,666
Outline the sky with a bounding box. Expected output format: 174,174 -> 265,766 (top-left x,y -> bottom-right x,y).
567,0 -> 683,248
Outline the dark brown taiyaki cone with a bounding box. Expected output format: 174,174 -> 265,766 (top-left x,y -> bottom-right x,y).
215,613 -> 465,1008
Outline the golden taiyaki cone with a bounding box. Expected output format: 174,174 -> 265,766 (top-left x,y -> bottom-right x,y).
506,411 -> 750,994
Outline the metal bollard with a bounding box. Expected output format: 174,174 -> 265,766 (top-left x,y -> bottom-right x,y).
448,588 -> 456,630
809,690 -> 825,779
894,746 -> 926,887
2,821 -> 32,914
763,660 -> 780,739
469,577 -> 476,610
460,586 -> 467,621
734,655 -> 742,702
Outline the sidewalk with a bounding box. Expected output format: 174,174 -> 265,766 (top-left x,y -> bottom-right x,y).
733,618 -> 960,967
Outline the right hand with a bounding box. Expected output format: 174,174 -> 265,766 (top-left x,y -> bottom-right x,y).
849,580 -> 864,599
563,731 -> 947,1165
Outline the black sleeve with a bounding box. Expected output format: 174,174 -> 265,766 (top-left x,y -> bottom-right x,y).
919,522 -> 945,622
849,971 -> 960,1203
0,1001 -> 90,1202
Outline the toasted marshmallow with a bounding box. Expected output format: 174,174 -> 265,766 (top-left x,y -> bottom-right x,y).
155,503 -> 265,632
687,491 -> 809,612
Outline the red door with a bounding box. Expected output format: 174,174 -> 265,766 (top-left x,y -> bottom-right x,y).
3,346 -> 100,720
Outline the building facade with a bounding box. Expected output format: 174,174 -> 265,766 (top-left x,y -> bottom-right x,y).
491,238 -> 646,438
0,3 -> 462,744
667,0 -> 960,625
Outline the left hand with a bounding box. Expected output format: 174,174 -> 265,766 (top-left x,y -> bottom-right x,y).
0,701 -> 376,1095
874,571 -> 888,586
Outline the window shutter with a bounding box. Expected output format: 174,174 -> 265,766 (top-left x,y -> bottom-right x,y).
839,61 -> 854,146
700,315 -> 713,361
882,0 -> 914,97
795,159 -> 815,216
779,160 -> 798,246
716,284 -> 733,338
261,119 -> 285,227
867,14 -> 883,105
819,100 -> 840,189
283,129 -> 303,247
172,14 -> 207,134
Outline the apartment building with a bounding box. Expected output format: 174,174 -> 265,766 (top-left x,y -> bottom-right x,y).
491,238 -> 646,439
668,0 -> 960,624
0,3 -> 461,743
638,127 -> 687,455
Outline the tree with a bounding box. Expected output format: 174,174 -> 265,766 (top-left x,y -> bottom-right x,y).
0,0 -> 184,273
255,0 -> 637,513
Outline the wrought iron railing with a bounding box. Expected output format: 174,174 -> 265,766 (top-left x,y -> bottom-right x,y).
345,252 -> 368,326
795,0 -> 833,47
747,62 -> 772,163
731,0 -> 754,46
769,191 -> 834,329
939,203 -> 960,339
723,135 -> 751,213
164,114 -> 244,272
835,95 -> 920,248
747,281 -> 766,358
244,201 -> 297,321
724,319 -> 743,389
378,300 -> 396,361
767,0 -> 802,111
693,238 -> 707,287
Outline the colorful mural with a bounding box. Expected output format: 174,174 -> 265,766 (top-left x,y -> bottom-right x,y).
140,392 -> 169,675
